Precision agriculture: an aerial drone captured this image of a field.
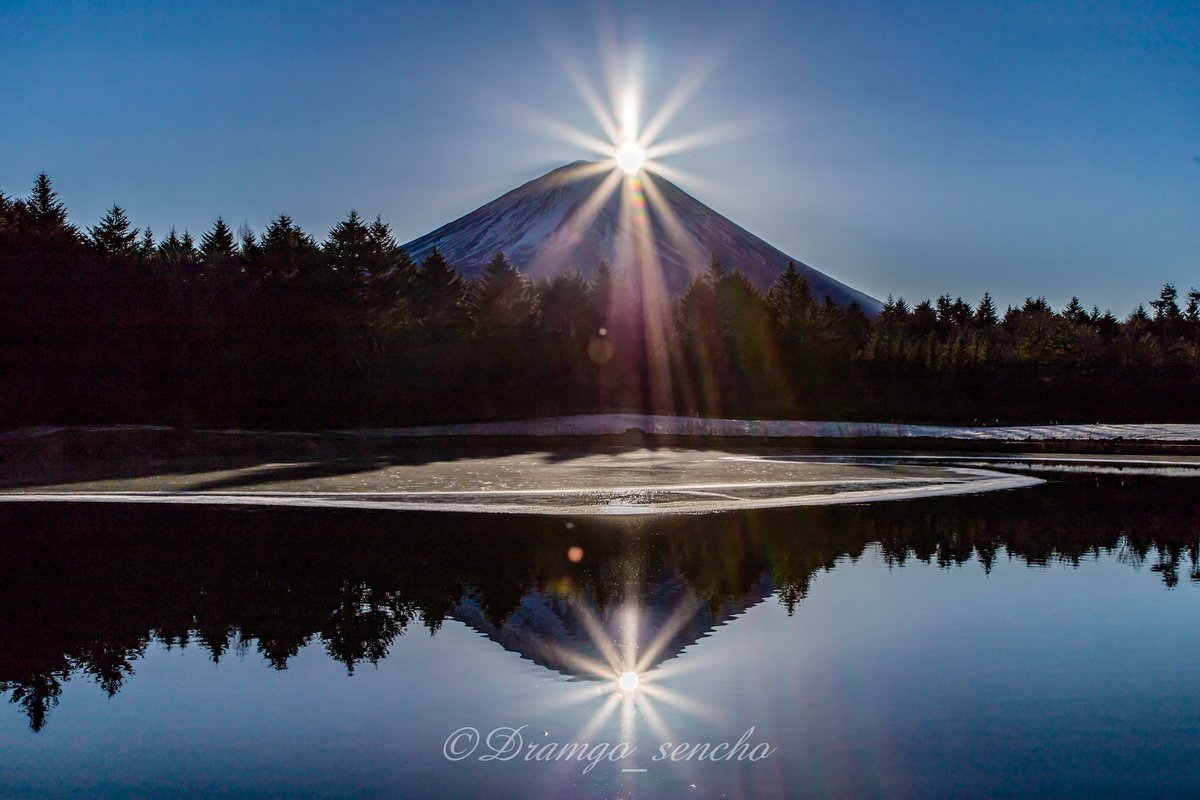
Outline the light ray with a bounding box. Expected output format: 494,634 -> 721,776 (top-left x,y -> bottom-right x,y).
494,94 -> 616,157
556,50 -> 623,144
636,7 -> 750,148
642,160 -> 724,200
526,678 -> 611,716
526,168 -> 622,278
568,691 -> 622,750
638,172 -> 704,270
619,88 -> 640,143
591,4 -> 627,113
639,681 -> 722,724
637,59 -> 714,148
643,116 -> 768,161
617,173 -> 678,412
634,592 -> 702,673
634,689 -> 673,743
547,646 -> 621,684
572,600 -> 627,675
619,601 -> 641,671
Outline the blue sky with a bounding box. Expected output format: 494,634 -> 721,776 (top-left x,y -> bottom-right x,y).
1,0 -> 1196,312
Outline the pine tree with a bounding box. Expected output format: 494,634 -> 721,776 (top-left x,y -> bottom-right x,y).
199,217 -> 237,270
324,210 -> 372,281
138,228 -> 156,261
1185,289 -> 1200,324
181,231 -> 199,264
26,172 -> 71,230
766,261 -> 812,329
259,214 -> 319,279
473,252 -> 533,327
157,228 -> 198,266
969,293 -> 998,328
706,253 -> 730,284
0,190 -> 12,231
237,224 -> 259,268
1126,304 -> 1150,326
367,215 -> 413,301
416,247 -> 464,325
1063,296 -> 1087,324
935,294 -> 954,324
588,259 -> 613,335
88,204 -> 140,258
909,300 -> 937,337
948,297 -> 974,327
538,270 -> 590,339
1149,283 -> 1181,322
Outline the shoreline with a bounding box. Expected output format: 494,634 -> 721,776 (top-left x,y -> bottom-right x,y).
6,415 -> 1200,458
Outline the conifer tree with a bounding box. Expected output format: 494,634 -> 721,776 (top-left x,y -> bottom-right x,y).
1149,283 -> 1181,322
88,204 -> 140,258
199,217 -> 237,270
766,261 -> 812,334
706,253 -> 730,284
367,215 -> 413,302
969,292 -> 998,326
589,260 -> 613,328
1126,304 -> 1151,327
138,228 -> 156,261
26,172 -> 71,231
473,252 -> 533,327
0,190 -> 13,233
157,228 -> 199,267
1063,296 -> 1087,324
259,214 -> 319,278
416,248 -> 464,326
538,270 -> 590,339
237,225 -> 259,268
324,210 -> 372,281
181,231 -> 199,264
1185,289 -> 1200,324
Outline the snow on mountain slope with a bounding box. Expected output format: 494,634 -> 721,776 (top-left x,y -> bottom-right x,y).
401,161 -> 881,311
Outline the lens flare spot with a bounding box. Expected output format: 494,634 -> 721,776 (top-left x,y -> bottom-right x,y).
567,546 -> 584,563
617,671 -> 640,692
588,337 -> 614,364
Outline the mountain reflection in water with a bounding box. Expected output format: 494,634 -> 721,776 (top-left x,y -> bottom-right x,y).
1,474 -> 1197,732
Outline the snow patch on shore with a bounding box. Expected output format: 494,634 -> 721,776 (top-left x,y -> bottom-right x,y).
0,468 -> 1041,516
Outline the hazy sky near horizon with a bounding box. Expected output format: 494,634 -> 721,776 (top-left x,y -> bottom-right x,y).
2,0 -> 1197,312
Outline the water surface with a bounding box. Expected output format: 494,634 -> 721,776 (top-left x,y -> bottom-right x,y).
1,473 -> 1198,798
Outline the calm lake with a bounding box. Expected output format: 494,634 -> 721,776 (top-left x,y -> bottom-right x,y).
2,471 -> 1199,798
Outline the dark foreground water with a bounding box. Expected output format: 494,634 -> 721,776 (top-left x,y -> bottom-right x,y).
1,473 -> 1199,798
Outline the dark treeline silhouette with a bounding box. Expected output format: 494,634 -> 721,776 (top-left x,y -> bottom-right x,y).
2,474 -> 1198,731
3,173 -> 1199,426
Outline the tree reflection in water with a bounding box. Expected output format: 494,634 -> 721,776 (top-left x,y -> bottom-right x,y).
0,474 -> 1197,731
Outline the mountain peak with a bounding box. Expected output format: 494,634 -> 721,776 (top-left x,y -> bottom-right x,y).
401,164 -> 880,311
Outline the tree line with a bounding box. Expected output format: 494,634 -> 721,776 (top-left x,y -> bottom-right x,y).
2,173 -> 1198,427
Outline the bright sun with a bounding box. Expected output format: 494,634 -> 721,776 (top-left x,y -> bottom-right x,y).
615,139 -> 644,174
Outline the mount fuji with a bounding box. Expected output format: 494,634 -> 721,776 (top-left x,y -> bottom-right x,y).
401,161 -> 880,312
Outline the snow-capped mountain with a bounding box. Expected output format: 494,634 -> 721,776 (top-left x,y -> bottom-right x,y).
401,161 -> 881,311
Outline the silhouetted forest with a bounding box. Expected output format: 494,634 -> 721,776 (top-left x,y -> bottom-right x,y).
3,173 -> 1199,427
1,474 -> 1197,731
